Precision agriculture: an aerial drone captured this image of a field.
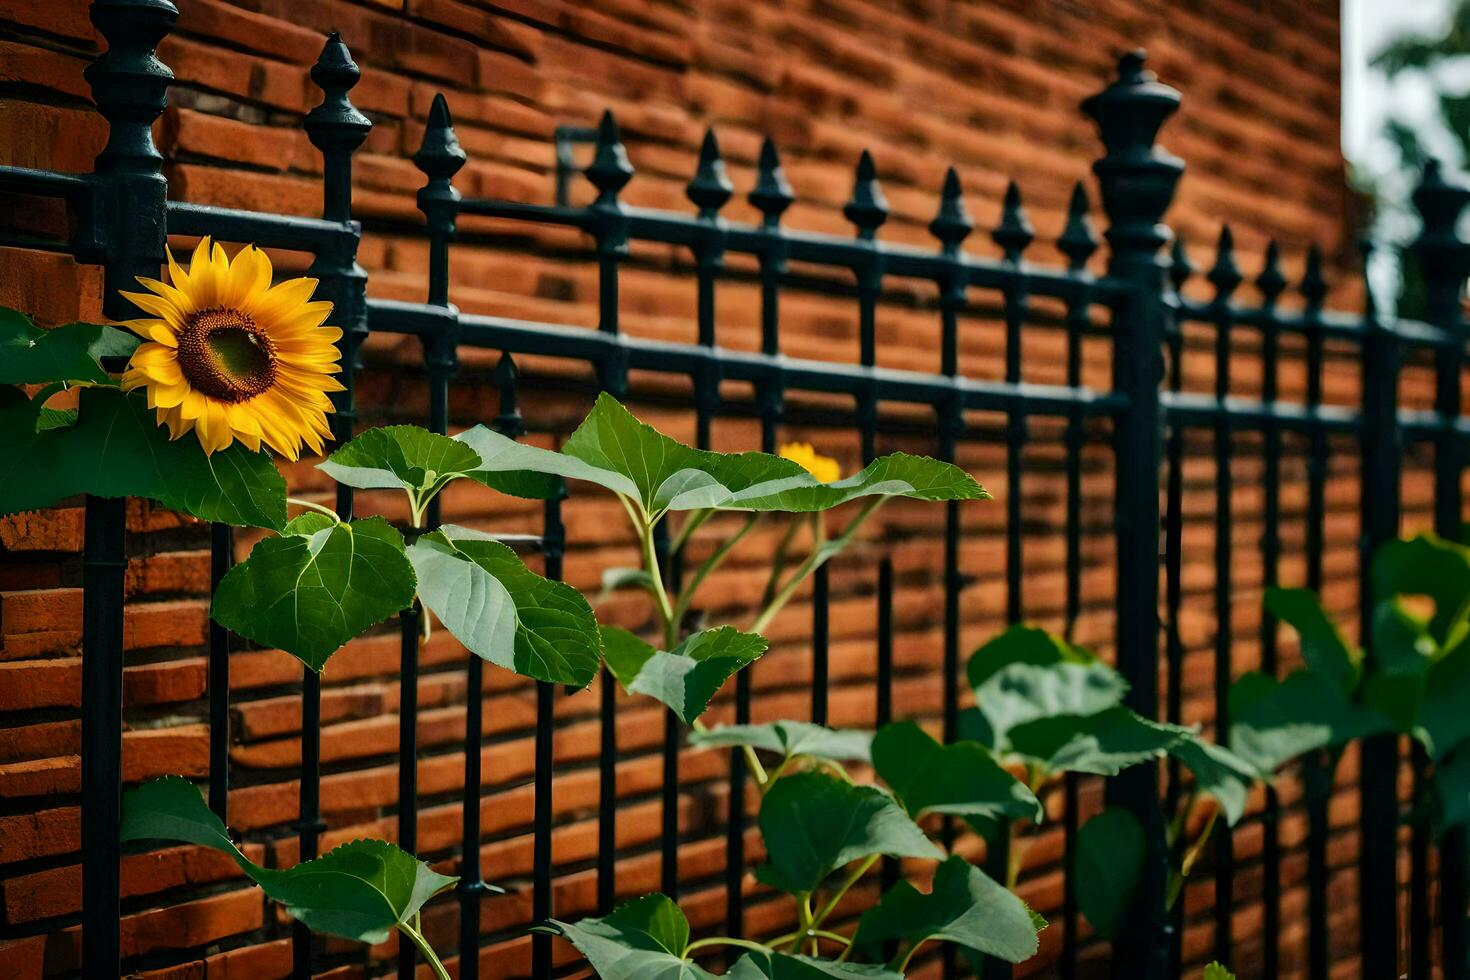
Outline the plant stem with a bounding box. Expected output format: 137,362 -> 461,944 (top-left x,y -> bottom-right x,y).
683,936 -> 770,957
692,717 -> 768,788
751,498 -> 884,634
672,507 -> 714,557
813,855 -> 879,930
758,517 -> 804,612
286,496 -> 341,522
399,923 -> 452,980
632,506 -> 678,649
894,937 -> 931,974
672,512 -> 759,627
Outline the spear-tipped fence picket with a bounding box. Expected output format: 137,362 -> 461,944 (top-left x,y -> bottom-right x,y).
3,3 -> 1468,979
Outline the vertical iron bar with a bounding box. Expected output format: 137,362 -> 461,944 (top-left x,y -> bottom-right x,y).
812,565 -> 830,725
1256,243 -> 1287,979
413,91 -> 472,976
1299,246 -> 1331,980
1207,226 -> 1242,964
1058,180 -> 1099,980
208,522 -> 231,820
730,138 -> 794,950
1358,239 -> 1403,980
536,499 -> 565,978
81,3 -> 177,975
297,35 -> 370,980
1414,160 -> 1470,980
1082,52 -> 1183,980
587,109 -> 633,923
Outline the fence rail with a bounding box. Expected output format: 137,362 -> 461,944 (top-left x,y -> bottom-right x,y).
2,2 -> 1468,978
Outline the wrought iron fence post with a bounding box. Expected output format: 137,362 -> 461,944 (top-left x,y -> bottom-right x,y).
1413,159 -> 1470,980
1081,50 -> 1182,980
1358,237 -> 1403,979
79,2 -> 177,976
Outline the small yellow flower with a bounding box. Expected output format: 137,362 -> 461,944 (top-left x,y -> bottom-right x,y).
119,238 -> 343,460
779,442 -> 842,483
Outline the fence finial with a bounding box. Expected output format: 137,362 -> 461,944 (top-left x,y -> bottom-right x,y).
930,166 -> 973,255
1257,240 -> 1286,305
844,149 -> 889,240
992,180 -> 1034,263
1412,158 -> 1470,323
587,109 -> 634,207
1059,182 -> 1099,271
1300,243 -> 1327,308
414,94 -> 467,235
1081,49 -> 1183,274
305,32 -> 371,174
750,137 -> 795,227
1168,236 -> 1192,294
1208,225 -> 1242,297
687,128 -> 733,219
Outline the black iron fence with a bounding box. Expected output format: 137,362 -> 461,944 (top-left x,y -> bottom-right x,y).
2,1 -> 1468,978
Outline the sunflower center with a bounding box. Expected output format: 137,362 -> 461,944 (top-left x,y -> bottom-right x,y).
177,307 -> 278,403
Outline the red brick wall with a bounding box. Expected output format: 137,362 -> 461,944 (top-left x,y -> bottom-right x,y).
1,1 -> 1423,979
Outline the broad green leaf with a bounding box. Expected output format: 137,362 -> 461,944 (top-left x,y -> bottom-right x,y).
1203,964 -> 1236,980
1169,735 -> 1256,826
1418,637 -> 1470,759
601,625 -> 766,723
0,386 -> 286,529
548,894 -> 715,980
1265,587 -> 1361,693
212,516 -> 416,672
0,307 -> 133,385
852,855 -> 1041,964
974,661 -> 1130,753
756,770 -> 942,894
1228,670 -> 1390,776
444,394 -> 985,518
121,777 -> 456,945
871,720 -> 1040,822
1371,599 -> 1438,677
1073,806 -> 1144,940
687,721 -> 874,765
1006,707 -> 1188,778
407,525 -> 600,687
321,424 -> 561,502
1434,747 -> 1470,833
966,624 -> 1100,690
1373,534 -> 1470,644
728,951 -> 902,979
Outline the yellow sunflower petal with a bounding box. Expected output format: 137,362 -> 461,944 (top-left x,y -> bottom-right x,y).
165,243 -> 192,294
224,244 -> 273,309
247,276 -> 319,324
119,290 -> 188,332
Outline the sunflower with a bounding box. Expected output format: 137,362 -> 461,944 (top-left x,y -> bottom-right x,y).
779,442 -> 842,483
119,238 -> 343,460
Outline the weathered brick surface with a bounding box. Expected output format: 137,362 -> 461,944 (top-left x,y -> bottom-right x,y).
0,0 -> 1434,978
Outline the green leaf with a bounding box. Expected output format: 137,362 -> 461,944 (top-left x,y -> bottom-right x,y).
0,307 -> 133,385
966,624 -> 1098,691
407,525 -> 600,687
1006,707 -> 1187,777
1228,670 -> 1390,776
1203,964 -> 1236,980
1169,735 -> 1257,826
444,394 -> 985,519
121,777 -> 456,945
0,386 -> 287,529
965,627 -> 1126,751
1417,637 -> 1470,759
1373,534 -> 1470,644
1434,746 -> 1470,833
320,424 -> 561,502
871,720 -> 1040,822
212,516 -> 416,672
687,721 -> 874,765
1073,807 -> 1145,940
599,566 -> 657,598
601,625 -> 767,724
756,770 -> 942,894
1264,587 -> 1361,693
547,894 -> 716,980
729,951 -> 902,979
852,855 -> 1041,964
